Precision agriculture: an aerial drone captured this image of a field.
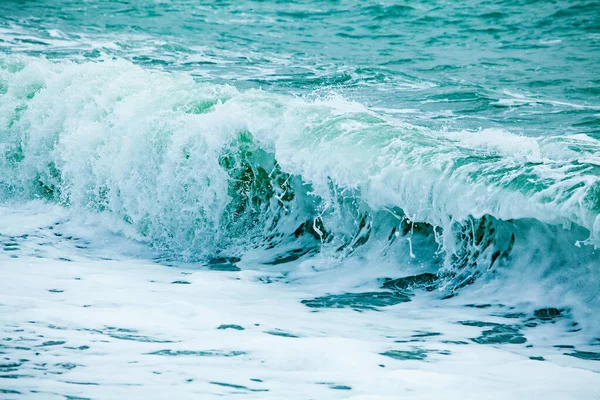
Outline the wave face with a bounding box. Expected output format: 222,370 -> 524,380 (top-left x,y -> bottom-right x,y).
1,56 -> 599,308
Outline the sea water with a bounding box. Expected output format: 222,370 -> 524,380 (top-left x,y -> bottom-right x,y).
0,1 -> 599,398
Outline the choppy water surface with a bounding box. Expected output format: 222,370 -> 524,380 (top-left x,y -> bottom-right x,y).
2,0 -> 600,134
0,1 -> 599,398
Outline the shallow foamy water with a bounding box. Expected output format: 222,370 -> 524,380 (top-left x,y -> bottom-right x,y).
1,203 -> 599,399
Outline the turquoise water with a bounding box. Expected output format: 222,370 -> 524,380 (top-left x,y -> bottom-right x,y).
2,0 -> 599,136
1,1 -> 599,319
1,1 -> 600,398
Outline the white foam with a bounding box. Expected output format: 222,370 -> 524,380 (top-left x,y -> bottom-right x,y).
0,207 -> 598,398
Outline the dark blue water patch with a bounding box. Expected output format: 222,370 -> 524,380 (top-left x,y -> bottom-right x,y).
107,333 -> 174,343
441,340 -> 469,345
208,256 -> 241,265
301,291 -> 411,311
250,378 -> 263,382
0,389 -> 21,394
146,349 -> 246,357
106,326 -> 145,333
263,248 -> 311,265
458,321 -> 500,327
28,390 -> 91,400
60,345 -> 90,351
330,385 -> 352,390
381,347 -> 452,361
565,351 -> 600,361
411,331 -> 442,338
380,349 -> 428,361
532,308 -> 565,322
48,289 -> 64,293
394,339 -> 428,344
459,321 -> 527,345
554,345 -> 575,349
256,274 -> 288,284
381,273 -> 439,292
529,356 -> 545,361
170,280 -> 191,284
217,324 -> 244,331
39,340 -> 66,347
0,362 -> 22,372
515,308 -> 570,329
264,330 -> 301,338
205,256 -> 242,271
495,312 -> 527,319
567,322 -> 581,333
208,264 -> 241,272
62,381 -> 99,386
317,382 -> 352,390
0,374 -> 33,379
464,304 -> 494,309
56,362 -> 77,370
209,381 -> 269,392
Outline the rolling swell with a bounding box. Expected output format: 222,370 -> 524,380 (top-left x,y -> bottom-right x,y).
1,55 -> 599,301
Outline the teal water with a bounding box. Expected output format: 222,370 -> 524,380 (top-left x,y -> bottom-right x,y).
0,1 -> 599,316
1,3 -> 600,397
2,0 -> 599,135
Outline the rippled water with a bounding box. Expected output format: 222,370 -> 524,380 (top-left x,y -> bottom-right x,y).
1,1 -> 599,399
2,0 -> 599,135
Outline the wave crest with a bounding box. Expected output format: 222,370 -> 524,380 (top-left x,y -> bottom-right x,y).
1,55 -> 599,300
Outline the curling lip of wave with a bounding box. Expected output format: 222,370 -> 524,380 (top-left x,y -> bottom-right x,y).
0,56 -> 599,252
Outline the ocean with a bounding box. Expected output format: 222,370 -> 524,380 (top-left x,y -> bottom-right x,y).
0,0 -> 599,398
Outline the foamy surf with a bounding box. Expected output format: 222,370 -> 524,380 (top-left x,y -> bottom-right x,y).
1,203 -> 599,399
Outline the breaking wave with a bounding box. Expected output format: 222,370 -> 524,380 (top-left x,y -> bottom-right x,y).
1,55 -> 599,308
